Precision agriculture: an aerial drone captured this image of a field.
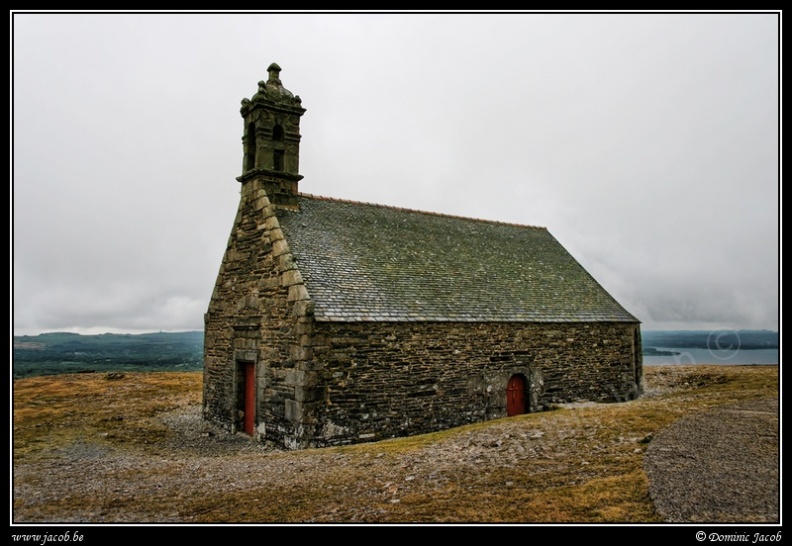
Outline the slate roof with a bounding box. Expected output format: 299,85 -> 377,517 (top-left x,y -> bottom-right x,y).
276,195 -> 639,323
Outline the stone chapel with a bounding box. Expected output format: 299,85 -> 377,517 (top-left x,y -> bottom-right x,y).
202,63 -> 643,449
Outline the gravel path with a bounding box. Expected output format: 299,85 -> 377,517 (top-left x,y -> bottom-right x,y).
643,397 -> 779,523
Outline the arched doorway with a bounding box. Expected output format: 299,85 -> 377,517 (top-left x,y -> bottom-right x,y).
507,374 -> 527,416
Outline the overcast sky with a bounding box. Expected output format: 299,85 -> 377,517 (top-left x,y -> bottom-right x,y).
12,12 -> 779,335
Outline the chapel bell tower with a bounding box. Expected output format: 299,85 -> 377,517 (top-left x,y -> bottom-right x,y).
237,62 -> 305,208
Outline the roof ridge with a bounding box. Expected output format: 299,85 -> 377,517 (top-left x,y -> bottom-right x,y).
297,193 -> 548,230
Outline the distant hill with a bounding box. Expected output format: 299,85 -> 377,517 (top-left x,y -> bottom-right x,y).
641,330 -> 779,352
12,331 -> 203,378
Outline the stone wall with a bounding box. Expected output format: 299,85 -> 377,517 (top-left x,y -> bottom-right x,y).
290,320 -> 642,448
203,177 -> 311,444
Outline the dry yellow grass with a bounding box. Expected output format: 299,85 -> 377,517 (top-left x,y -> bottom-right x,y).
13,365 -> 778,523
13,372 -> 201,460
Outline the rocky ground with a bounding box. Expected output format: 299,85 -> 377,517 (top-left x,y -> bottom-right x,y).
15,402 -> 631,522
12,365 -> 779,523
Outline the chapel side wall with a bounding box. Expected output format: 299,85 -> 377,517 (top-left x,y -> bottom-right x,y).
203,180 -> 311,442
307,321 -> 641,446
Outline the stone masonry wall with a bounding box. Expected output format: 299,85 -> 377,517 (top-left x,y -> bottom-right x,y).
301,320 -> 642,447
203,178 -> 314,447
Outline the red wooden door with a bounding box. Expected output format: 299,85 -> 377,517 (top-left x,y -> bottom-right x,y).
244,362 -> 255,435
507,374 -> 526,416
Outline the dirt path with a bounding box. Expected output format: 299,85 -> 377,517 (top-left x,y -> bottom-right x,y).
643,397 -> 779,523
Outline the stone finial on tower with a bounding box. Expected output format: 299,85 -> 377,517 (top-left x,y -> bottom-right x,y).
267,62 -> 282,83
237,63 -> 306,209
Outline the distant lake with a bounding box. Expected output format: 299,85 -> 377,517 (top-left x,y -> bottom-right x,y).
643,347 -> 779,366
